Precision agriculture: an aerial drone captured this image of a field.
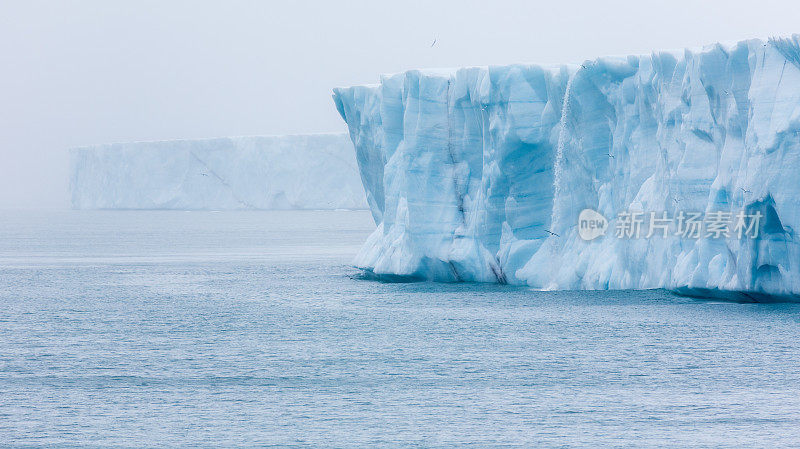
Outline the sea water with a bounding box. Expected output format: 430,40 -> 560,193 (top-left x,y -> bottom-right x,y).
2,211 -> 800,447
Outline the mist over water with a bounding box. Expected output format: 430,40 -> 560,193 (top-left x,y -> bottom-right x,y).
3,0 -> 800,208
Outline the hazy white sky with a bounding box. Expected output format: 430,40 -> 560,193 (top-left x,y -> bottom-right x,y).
1,0 -> 799,208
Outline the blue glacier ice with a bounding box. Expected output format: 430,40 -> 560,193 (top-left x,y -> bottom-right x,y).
334,36 -> 800,299
70,133 -> 367,210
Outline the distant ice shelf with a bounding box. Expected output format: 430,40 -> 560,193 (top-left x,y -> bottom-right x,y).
70,133 -> 368,210
334,35 -> 800,299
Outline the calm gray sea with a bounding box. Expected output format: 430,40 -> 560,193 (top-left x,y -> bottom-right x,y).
2,211 -> 800,447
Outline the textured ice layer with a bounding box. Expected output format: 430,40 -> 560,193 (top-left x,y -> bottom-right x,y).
70,133 -> 367,210
334,36 -> 800,298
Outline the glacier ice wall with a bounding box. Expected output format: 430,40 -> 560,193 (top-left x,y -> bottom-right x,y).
333,36 -> 800,298
70,133 -> 368,210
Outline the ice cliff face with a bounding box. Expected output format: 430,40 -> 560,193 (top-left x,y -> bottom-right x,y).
334,36 -> 800,299
70,133 -> 367,210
